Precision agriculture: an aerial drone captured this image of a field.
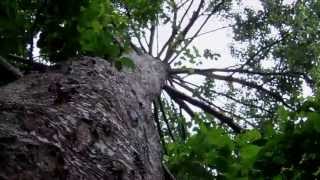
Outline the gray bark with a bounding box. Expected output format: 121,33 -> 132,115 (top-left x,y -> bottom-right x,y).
0,52 -> 168,179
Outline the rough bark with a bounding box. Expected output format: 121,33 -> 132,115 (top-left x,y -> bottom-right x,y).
0,52 -> 168,179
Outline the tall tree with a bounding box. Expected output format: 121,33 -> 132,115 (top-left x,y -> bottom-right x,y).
0,0 -> 319,179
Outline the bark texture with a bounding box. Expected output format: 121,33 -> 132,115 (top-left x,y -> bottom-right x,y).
0,52 -> 167,179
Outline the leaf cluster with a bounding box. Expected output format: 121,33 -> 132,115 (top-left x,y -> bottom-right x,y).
165,97 -> 320,179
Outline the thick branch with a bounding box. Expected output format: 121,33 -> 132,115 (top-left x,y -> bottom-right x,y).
164,85 -> 242,133
172,97 -> 195,118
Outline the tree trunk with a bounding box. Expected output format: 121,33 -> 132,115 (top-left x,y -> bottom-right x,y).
0,52 -> 168,179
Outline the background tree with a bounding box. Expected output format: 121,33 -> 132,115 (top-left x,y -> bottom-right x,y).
1,0 -> 320,179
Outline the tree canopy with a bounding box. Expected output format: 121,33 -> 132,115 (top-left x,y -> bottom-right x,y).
1,0 -> 320,179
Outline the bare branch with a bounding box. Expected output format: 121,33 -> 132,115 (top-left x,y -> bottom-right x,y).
170,67 -> 305,77
175,0 -> 205,43
164,0 -> 205,62
148,22 -> 156,55
157,0 -> 181,58
185,25 -> 232,40
234,32 -> 290,75
168,0 -> 227,63
129,42 -> 144,55
130,26 -> 148,53
156,23 -> 160,54
177,0 -> 194,28
164,85 -> 242,133
184,71 -> 292,109
173,77 -> 270,113
177,0 -> 192,9
172,79 -> 258,128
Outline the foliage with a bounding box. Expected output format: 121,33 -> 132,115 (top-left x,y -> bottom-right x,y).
0,0 -> 162,63
233,0 -> 320,96
165,96 -> 320,179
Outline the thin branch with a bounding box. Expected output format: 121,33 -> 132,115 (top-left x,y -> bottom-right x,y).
170,67 -> 305,77
131,26 -> 148,53
164,0 -> 205,62
177,71 -> 292,109
177,0 -> 192,9
234,32 -> 290,76
142,31 -> 150,50
174,79 -> 271,113
210,74 -> 290,107
164,85 -> 242,133
157,0 -> 181,58
158,96 -> 176,142
178,105 -> 187,141
174,79 -> 270,127
167,0 -> 226,63
125,8 -> 148,53
153,101 -> 167,155
177,0 -> 194,28
172,79 -> 258,128
210,89 -> 272,114
184,25 -> 232,40
148,22 -> 156,55
129,42 -> 144,55
157,21 -> 159,54
176,0 -> 205,43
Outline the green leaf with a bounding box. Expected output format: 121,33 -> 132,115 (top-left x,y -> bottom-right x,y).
115,57 -> 135,70
307,112 -> 320,132
240,144 -> 261,169
237,129 -> 261,146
